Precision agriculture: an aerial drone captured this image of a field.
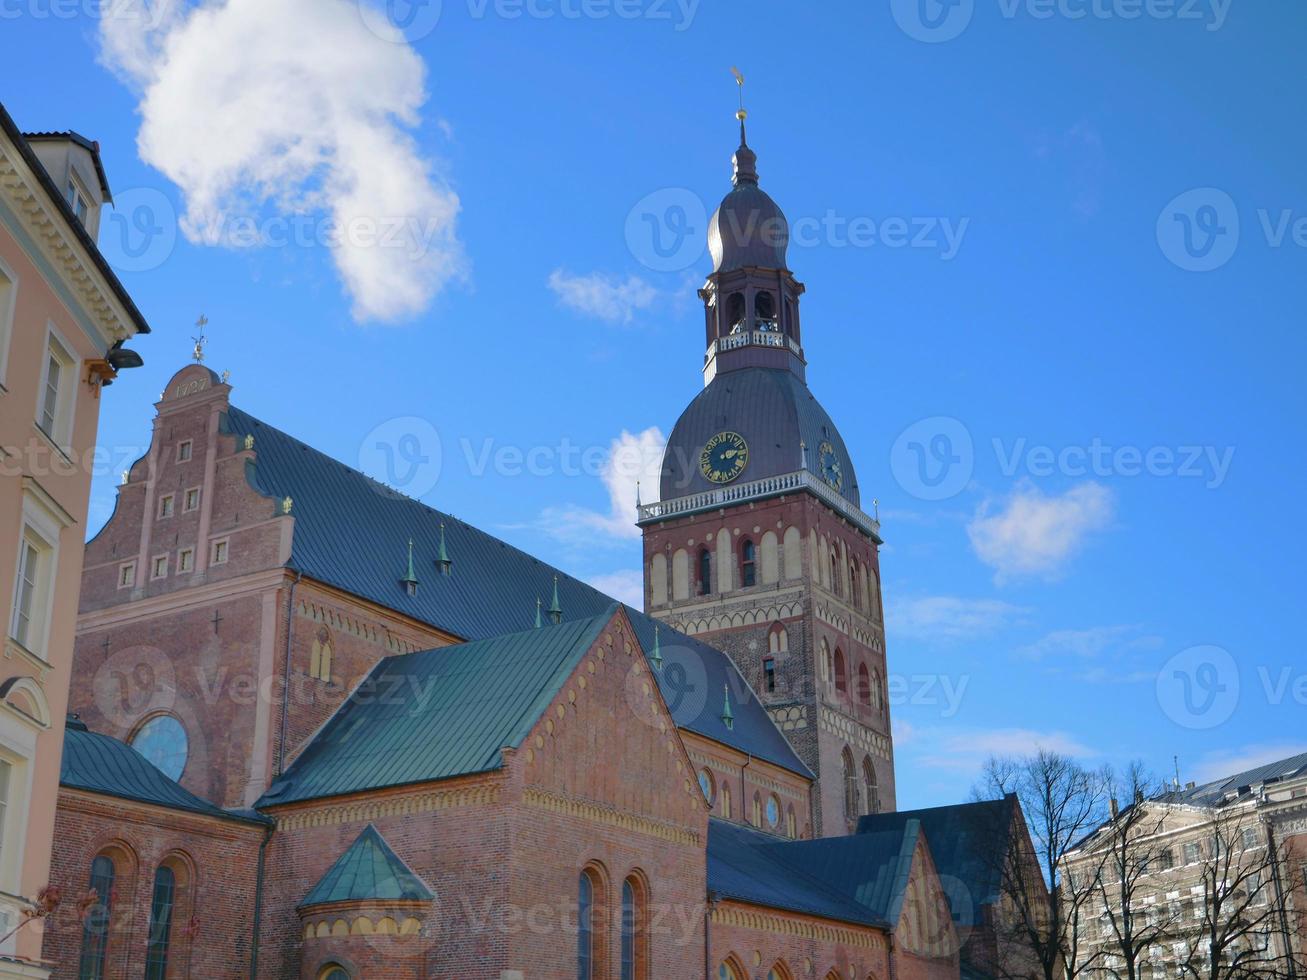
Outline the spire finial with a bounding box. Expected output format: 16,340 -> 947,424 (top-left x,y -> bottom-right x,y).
731,66 -> 747,140
535,597 -> 543,629
401,538 -> 419,594
191,314 -> 208,363
728,69 -> 758,187
721,683 -> 735,730
436,522 -> 452,575
548,575 -> 562,625
651,624 -> 663,671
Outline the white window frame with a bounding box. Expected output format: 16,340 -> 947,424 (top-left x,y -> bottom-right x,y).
158,493 -> 175,519
0,255 -> 17,390
35,323 -> 78,452
176,440 -> 193,463
183,487 -> 200,513
150,554 -> 168,580
8,496 -> 62,660
66,174 -> 91,227
118,561 -> 136,590
177,547 -> 194,573
210,538 -> 229,566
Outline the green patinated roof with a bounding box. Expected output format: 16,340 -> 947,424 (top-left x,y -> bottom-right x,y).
60,721 -> 266,825
259,611 -> 615,806
301,824 -> 433,908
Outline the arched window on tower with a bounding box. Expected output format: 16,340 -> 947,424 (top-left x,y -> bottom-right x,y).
726,292 -> 746,334
842,747 -> 859,825
833,648 -> 848,697
830,552 -> 842,597
739,539 -> 756,587
767,622 -> 788,654
863,756 -> 880,815
697,548 -> 712,596
857,663 -> 871,705
755,291 -> 777,331
850,561 -> 861,609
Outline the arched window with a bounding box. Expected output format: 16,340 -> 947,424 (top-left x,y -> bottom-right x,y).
863,756 -> 880,815
697,548 -> 712,596
819,639 -> 831,684
833,649 -> 848,696
842,747 -> 859,825
143,865 -> 177,980
830,552 -> 841,596
719,958 -> 747,980
767,622 -> 788,653
699,768 -> 715,804
857,663 -> 871,705
77,854 -> 115,980
721,783 -> 732,820
725,292 -> 746,333
318,968 -> 350,980
739,539 -> 756,587
130,715 -> 189,781
769,963 -> 794,980
310,626 -> 333,682
755,291 -> 777,330
850,562 -> 860,608
786,805 -> 797,839
620,875 -> 648,980
578,870 -> 597,979
751,792 -> 762,828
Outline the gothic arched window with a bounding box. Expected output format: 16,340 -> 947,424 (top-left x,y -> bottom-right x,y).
620,875 -> 648,980
726,292 -> 746,334
833,648 -> 848,696
830,552 -> 842,597
143,865 -> 177,980
857,663 -> 871,705
698,548 -> 712,596
77,854 -> 115,980
740,539 -> 756,587
577,865 -> 608,979
842,747 -> 859,825
755,291 -> 777,330
863,756 -> 880,815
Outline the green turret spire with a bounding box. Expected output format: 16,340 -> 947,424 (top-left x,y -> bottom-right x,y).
401,539 -> 419,595
721,684 -> 734,730
534,597 -> 543,629
651,624 -> 663,671
548,575 -> 562,625
435,522 -> 452,575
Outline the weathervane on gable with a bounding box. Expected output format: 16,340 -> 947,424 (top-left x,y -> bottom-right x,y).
191,315 -> 208,363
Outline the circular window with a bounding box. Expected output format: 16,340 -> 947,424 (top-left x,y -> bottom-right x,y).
765,795 -> 780,828
699,769 -> 715,803
130,715 -> 188,780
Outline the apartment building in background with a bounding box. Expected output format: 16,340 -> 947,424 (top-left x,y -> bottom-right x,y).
1063,753 -> 1307,980
0,102 -> 149,978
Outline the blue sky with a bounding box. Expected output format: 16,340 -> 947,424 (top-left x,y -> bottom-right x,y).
4,0 -> 1304,808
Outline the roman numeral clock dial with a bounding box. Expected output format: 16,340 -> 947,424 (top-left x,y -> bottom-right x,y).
700,431 -> 749,484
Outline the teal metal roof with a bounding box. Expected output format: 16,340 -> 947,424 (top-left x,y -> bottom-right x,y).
221,405 -> 808,778
707,817 -> 923,928
60,720 -> 266,824
301,824 -> 434,908
858,797 -> 1016,926
259,612 -> 614,806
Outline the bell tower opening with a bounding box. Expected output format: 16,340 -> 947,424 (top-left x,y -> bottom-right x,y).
639,102 -> 896,836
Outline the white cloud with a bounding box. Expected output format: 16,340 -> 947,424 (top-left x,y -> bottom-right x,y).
540,427 -> 666,544
890,595 -> 1029,641
586,569 -> 644,608
913,726 -> 1098,773
99,0 -> 464,322
1189,744 -> 1307,786
968,481 -> 1114,582
548,269 -> 657,324
1018,625 -> 1162,660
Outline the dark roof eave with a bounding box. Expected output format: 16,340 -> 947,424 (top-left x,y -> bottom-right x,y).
61,781 -> 272,827
0,103 -> 151,335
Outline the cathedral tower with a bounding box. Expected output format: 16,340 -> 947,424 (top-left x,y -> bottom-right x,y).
639,121 -> 895,836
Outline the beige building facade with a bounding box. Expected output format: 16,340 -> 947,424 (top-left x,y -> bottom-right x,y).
0,103 -> 149,977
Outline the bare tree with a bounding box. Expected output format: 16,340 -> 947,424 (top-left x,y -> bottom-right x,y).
1092,763 -> 1181,980
975,750 -> 1113,980
1175,808 -> 1299,980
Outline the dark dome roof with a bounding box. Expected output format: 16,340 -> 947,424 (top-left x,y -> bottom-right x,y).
708,182 -> 789,273
707,139 -> 789,273
660,368 -> 859,506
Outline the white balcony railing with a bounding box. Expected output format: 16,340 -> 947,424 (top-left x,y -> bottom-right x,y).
706,330 -> 803,360
637,469 -> 881,538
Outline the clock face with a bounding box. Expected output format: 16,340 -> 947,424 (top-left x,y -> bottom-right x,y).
700,431 -> 749,484
817,440 -> 842,490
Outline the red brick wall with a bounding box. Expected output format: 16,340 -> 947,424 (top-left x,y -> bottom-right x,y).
43,789 -> 266,979
709,900 -> 892,980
